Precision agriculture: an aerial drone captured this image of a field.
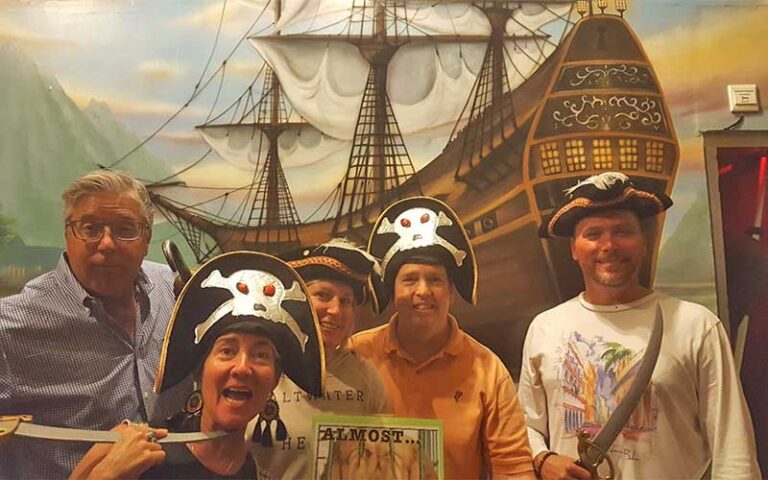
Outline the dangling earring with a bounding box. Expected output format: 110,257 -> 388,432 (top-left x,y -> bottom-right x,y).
167,386 -> 203,432
251,394 -> 287,447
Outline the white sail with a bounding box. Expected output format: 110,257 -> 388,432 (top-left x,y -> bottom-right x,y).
198,124 -> 349,170
380,3 -> 490,36
509,2 -> 573,36
250,1 -> 572,139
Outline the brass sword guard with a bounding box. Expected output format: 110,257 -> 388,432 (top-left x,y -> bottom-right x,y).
0,415 -> 33,439
576,430 -> 616,480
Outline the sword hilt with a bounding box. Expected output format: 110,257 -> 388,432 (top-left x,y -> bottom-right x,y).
576,430 -> 615,480
0,415 -> 33,439
162,240 -> 192,298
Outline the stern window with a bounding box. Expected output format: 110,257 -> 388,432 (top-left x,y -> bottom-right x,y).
565,140 -> 587,172
619,138 -> 639,170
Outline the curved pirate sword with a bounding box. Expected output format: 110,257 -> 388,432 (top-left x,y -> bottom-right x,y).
576,304 -> 664,480
0,416 -> 227,444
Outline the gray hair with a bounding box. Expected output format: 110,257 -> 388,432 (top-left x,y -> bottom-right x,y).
62,170 -> 153,225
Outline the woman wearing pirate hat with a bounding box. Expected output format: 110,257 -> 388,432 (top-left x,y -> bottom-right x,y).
347,197 -> 535,480
251,239 -> 391,480
71,251 -> 324,479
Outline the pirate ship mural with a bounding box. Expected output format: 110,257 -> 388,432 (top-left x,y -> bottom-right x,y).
147,0 -> 679,340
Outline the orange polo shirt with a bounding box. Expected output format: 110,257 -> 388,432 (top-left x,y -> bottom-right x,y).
348,314 -> 533,479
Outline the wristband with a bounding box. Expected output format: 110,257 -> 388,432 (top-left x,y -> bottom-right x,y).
533,450 -> 558,479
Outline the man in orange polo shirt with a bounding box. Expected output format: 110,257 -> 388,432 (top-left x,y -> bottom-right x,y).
348,196 -> 534,479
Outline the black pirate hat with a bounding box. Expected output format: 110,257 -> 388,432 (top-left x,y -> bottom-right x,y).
154,251 -> 325,397
539,172 -> 673,239
367,196 -> 477,313
281,239 -> 381,305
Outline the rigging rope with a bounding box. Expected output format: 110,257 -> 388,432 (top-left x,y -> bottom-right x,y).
304,182 -> 342,222
148,148 -> 213,186
193,0 -> 230,98
103,0 -> 274,172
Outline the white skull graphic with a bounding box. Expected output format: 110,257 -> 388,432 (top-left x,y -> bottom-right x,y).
195,269 -> 308,351
377,207 -> 466,276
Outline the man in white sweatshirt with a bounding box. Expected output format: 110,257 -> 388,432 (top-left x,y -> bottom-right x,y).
519,172 -> 759,480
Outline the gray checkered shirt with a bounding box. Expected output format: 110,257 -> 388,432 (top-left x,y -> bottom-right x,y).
0,254 -> 190,479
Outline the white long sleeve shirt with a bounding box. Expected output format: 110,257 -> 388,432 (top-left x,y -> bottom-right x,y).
519,291 -> 759,479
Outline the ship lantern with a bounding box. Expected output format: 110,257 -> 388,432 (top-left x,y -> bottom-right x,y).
597,0 -> 608,13
576,1 -> 589,17
616,0 -> 628,16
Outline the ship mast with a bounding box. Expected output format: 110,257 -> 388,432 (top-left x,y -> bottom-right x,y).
151,0 -> 304,260
243,0 -> 302,250
451,1 -> 569,186
246,66 -> 303,249
331,0 -> 419,238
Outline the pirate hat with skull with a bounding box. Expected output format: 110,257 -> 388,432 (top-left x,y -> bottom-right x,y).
154,251 -> 325,397
368,196 -> 477,313
539,172 -> 673,238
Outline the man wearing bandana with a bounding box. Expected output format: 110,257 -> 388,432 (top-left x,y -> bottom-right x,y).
348,196 -> 535,480
519,172 -> 759,479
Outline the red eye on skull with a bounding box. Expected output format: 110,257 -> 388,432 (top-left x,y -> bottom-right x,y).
420,213 -> 430,224
263,284 -> 276,297
400,218 -> 411,228
236,282 -> 249,294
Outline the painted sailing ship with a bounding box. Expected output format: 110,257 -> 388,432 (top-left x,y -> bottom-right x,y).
149,0 -> 679,358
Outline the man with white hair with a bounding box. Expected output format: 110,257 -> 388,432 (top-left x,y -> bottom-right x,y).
0,170 -> 187,479
519,172 -> 759,480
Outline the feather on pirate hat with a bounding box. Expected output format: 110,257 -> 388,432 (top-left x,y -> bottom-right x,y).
281,239 -> 381,305
154,251 -> 325,397
539,172 -> 673,239
367,196 -> 477,313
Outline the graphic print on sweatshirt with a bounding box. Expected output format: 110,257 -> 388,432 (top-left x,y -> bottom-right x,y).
557,331 -> 658,451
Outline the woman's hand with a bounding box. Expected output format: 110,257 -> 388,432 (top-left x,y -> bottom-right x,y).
69,422 -> 168,480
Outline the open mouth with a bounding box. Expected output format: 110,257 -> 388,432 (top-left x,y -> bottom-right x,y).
222,388 -> 253,401
413,234 -> 423,241
320,321 -> 340,330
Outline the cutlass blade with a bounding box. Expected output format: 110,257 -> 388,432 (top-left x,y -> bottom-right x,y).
0,417 -> 227,444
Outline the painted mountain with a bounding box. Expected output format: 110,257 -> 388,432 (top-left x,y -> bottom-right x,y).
0,43 -> 173,252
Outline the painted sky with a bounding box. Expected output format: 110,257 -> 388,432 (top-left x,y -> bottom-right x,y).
1,0 -> 767,230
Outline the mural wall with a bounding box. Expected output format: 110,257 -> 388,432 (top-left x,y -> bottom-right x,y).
1,0 -> 767,372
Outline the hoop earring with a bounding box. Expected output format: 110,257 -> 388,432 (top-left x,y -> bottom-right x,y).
166,389 -> 202,432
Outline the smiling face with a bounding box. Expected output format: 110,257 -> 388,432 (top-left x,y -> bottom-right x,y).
64,192 -> 150,300
200,332 -> 279,432
393,263 -> 453,336
571,209 -> 648,297
307,279 -> 356,351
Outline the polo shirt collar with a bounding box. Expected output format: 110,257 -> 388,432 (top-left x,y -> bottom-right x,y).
383,313 -> 464,359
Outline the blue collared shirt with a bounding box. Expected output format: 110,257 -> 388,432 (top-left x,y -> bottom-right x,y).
0,254 -> 189,479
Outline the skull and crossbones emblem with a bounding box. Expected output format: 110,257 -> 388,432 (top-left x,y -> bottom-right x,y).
194,269 -> 309,351
377,207 -> 466,275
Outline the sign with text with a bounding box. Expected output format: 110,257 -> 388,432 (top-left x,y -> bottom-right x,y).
311,415 -> 444,480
